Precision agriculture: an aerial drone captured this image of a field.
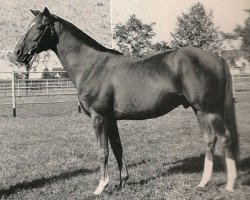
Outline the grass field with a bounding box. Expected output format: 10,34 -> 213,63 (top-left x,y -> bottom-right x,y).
0,96 -> 249,199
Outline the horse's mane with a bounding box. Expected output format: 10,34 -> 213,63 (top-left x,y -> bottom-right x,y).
52,14 -> 122,55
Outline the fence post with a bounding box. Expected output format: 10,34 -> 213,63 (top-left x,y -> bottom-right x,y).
232,73 -> 236,103
17,79 -> 20,96
78,100 -> 82,113
46,79 -> 49,95
12,71 -> 16,117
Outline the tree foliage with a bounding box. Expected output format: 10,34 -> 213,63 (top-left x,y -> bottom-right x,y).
151,41 -> 171,53
113,14 -> 155,57
233,9 -> 250,60
113,15 -> 170,57
170,2 -> 221,52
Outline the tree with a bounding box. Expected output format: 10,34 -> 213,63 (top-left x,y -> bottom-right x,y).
151,41 -> 171,52
233,9 -> 250,61
113,14 -> 156,57
170,2 -> 222,52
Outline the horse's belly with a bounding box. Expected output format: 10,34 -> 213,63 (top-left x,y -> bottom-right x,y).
114,91 -> 179,120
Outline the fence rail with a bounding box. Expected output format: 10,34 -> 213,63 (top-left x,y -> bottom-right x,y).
0,71 -> 250,117
0,78 -> 76,97
233,74 -> 250,96
0,71 -> 80,116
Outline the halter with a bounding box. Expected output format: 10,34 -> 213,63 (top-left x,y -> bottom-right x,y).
28,22 -> 55,56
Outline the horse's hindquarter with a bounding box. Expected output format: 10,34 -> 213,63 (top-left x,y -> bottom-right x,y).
176,47 -> 226,112
111,52 -> 183,119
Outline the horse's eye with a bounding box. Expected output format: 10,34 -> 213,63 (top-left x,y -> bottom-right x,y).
37,25 -> 45,30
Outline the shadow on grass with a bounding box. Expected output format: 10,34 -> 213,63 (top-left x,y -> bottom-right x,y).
0,167 -> 97,198
127,154 -> 223,187
240,157 -> 250,186
0,159 -> 148,197
1,157 -> 248,197
128,155 -> 250,187
167,154 -> 224,174
239,157 -> 250,171
167,155 -> 250,174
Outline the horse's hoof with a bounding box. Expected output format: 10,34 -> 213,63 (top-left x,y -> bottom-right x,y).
122,176 -> 129,188
197,183 -> 206,188
197,184 -> 204,188
118,175 -> 129,189
225,186 -> 234,192
93,178 -> 109,195
196,185 -> 206,191
196,179 -> 210,189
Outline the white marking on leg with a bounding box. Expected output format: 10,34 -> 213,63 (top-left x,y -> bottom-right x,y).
93,176 -> 110,195
225,158 -> 237,191
197,155 -> 213,188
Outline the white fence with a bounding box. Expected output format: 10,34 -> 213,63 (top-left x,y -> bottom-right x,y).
233,74 -> 250,96
0,71 -> 80,117
0,71 -> 250,117
0,77 -> 76,97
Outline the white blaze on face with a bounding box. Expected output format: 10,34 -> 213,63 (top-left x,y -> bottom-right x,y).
16,22 -> 37,46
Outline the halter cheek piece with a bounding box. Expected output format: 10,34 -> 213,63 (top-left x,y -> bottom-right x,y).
28,22 -> 56,56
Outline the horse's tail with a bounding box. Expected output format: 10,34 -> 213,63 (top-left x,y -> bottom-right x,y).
221,58 -> 239,162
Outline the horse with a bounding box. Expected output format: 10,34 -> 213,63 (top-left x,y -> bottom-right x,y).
13,7 -> 239,195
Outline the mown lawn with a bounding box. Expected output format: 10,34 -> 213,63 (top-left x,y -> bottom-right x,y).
0,97 -> 249,199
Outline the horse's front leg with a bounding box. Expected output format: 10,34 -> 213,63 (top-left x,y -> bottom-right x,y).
91,111 -> 109,195
108,119 -> 129,189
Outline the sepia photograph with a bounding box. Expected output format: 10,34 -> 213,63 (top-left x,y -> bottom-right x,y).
0,0 -> 249,199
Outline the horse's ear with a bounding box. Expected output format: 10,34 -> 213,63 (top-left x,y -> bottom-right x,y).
43,7 -> 51,17
30,9 -> 41,16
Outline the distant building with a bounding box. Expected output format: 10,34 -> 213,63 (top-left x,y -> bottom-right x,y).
221,37 -> 250,75
41,67 -> 68,79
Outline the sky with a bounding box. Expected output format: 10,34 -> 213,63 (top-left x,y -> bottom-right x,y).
111,0 -> 250,42
1,0 -> 249,75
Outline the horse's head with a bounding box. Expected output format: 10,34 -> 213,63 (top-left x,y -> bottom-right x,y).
13,7 -> 57,64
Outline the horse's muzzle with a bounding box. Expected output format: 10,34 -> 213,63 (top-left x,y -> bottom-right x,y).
13,47 -> 36,65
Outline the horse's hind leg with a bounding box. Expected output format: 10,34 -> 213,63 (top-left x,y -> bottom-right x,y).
195,110 -> 217,188
107,119 -> 129,188
206,113 -> 237,191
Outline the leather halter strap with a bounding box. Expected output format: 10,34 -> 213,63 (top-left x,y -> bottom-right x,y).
28,22 -> 55,55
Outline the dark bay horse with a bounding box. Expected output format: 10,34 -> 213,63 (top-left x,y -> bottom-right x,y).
13,8 -> 239,194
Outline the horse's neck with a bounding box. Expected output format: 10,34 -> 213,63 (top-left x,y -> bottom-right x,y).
53,21 -> 109,86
